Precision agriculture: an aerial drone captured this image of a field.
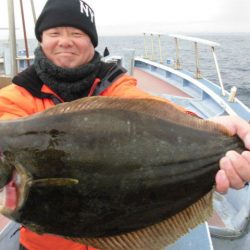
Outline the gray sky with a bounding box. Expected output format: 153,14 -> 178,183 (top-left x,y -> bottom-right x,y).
0,0 -> 250,39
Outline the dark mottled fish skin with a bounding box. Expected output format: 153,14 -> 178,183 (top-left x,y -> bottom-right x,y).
0,97 -> 245,238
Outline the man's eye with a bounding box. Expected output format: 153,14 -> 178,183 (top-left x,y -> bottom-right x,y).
73,33 -> 83,37
50,32 -> 59,36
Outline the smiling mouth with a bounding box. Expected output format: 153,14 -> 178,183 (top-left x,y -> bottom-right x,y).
56,52 -> 76,55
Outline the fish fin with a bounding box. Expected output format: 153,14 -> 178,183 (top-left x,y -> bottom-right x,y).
41,96 -> 230,136
67,191 -> 213,250
31,178 -> 79,187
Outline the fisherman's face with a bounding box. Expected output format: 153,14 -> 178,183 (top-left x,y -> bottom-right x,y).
41,27 -> 95,68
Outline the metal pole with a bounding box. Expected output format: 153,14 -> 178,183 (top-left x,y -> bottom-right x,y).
194,42 -> 202,78
20,0 -> 30,67
7,0 -> 18,76
150,33 -> 155,61
30,0 -> 37,23
211,46 -> 226,96
158,34 -> 163,64
174,38 -> 181,69
143,33 -> 148,59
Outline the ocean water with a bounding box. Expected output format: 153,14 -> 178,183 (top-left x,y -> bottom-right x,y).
0,33 -> 249,107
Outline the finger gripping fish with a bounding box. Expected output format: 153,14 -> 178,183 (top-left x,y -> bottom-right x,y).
0,96 -> 245,249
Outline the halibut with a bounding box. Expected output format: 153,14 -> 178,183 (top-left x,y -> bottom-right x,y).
0,96 -> 245,249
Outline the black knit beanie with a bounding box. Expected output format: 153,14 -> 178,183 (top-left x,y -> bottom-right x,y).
35,0 -> 98,47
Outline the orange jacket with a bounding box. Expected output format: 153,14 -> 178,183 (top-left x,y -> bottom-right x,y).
0,74 -> 185,250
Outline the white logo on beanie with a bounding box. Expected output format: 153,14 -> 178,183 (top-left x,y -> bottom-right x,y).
79,0 -> 95,23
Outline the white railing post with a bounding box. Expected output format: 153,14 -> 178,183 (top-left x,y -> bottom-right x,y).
194,42 -> 202,79
7,0 -> 18,76
158,34 -> 163,64
211,46 -> 226,96
30,0 -> 37,23
143,33 -> 148,59
150,33 -> 155,61
174,37 -> 181,69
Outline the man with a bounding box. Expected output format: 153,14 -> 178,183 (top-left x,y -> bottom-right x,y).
0,0 -> 249,249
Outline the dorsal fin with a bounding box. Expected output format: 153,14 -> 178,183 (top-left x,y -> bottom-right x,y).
67,191 -> 213,250
39,96 -> 230,135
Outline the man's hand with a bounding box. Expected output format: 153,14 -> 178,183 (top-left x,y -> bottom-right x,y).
209,116 -> 250,193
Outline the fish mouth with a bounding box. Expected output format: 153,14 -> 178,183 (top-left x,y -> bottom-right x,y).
0,165 -> 31,216
0,171 -> 19,211
0,164 -> 78,215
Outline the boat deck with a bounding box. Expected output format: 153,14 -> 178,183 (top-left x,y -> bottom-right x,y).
134,68 -> 191,98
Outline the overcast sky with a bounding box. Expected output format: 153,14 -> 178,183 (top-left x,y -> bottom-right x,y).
0,0 -> 250,39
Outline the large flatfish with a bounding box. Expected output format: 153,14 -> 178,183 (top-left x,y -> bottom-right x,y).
0,96 -> 245,249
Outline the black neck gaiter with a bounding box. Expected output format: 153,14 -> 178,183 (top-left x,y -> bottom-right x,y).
33,47 -> 102,101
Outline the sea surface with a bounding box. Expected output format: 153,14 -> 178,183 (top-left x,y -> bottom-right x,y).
0,33 -> 249,107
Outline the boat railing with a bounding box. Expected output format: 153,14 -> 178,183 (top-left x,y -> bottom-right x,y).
7,0 -> 37,77
143,32 -> 164,63
170,34 -> 226,96
143,33 -> 230,98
